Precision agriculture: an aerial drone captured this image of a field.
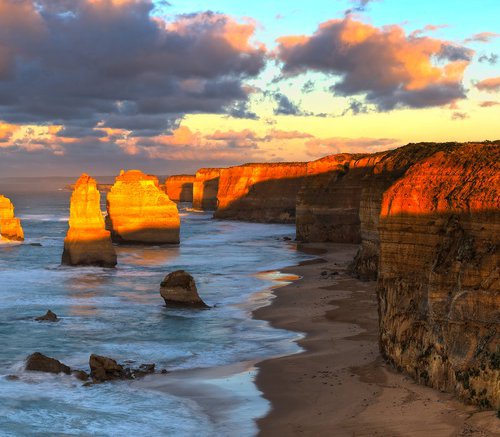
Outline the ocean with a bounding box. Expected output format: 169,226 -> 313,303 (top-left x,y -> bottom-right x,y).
0,190 -> 311,436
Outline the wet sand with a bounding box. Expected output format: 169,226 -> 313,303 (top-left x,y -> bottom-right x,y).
254,243 -> 499,437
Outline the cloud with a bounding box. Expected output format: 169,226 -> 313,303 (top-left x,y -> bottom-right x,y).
478,53 -> 498,65
273,92 -> 304,115
451,112 -> 468,120
464,32 -> 500,43
345,0 -> 379,15
276,18 -> 473,110
479,101 -> 499,108
264,129 -> 313,140
475,76 -> 500,92
0,1 -> 266,135
305,136 -> 399,157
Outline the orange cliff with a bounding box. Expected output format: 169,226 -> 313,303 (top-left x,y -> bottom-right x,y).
214,163 -> 308,223
377,141 -> 500,408
165,175 -> 196,202
106,170 -> 180,244
192,168 -> 221,210
0,195 -> 24,242
61,174 -> 117,267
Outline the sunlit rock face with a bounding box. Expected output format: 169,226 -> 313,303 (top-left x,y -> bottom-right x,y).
192,168 -> 221,210
0,195 -> 24,241
377,142 -> 500,408
107,170 -> 180,244
62,174 -> 117,267
214,163 -> 308,223
296,153 -> 381,243
165,175 -> 195,202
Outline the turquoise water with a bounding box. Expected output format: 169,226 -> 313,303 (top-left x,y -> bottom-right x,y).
0,191 -> 310,436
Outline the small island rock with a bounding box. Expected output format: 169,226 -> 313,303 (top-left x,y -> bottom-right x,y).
25,352 -> 71,375
35,310 -> 58,322
160,270 -> 209,308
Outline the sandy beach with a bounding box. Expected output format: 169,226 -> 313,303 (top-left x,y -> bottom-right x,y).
254,243 -> 500,437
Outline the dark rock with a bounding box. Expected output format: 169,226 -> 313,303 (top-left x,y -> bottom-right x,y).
89,354 -> 126,382
160,270 -> 209,308
29,243 -> 42,247
72,370 -> 89,381
35,310 -> 58,322
283,236 -> 292,241
321,271 -> 328,276
25,352 -> 71,375
160,369 -> 168,374
138,364 -> 155,373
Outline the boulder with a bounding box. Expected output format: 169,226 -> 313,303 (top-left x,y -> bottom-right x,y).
106,170 -> 180,244
35,310 -> 58,322
0,195 -> 24,241
25,352 -> 71,375
62,174 -> 117,267
160,270 -> 209,308
89,354 -> 126,382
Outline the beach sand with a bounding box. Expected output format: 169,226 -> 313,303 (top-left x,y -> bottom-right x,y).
254,243 -> 500,437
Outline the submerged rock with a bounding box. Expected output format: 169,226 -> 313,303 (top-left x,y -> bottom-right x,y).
160,270 -> 209,308
0,195 -> 24,242
107,170 -> 180,244
62,174 -> 117,267
25,352 -> 71,375
35,310 -> 58,322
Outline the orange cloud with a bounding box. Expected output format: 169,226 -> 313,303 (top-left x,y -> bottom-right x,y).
475,77 -> 500,93
479,101 -> 499,107
305,136 -> 400,157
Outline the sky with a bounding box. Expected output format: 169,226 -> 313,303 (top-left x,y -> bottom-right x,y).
0,0 -> 499,177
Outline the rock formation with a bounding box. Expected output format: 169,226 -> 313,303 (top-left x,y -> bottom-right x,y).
62,174 -> 117,267
35,310 -> 58,322
25,352 -> 71,375
160,270 -> 209,308
214,163 -> 308,223
106,170 -> 180,244
165,175 -> 196,202
377,142 -> 500,409
89,354 -> 156,382
192,168 -> 221,210
0,195 -> 24,241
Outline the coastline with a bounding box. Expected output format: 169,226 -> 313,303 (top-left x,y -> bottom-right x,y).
253,242 -> 499,436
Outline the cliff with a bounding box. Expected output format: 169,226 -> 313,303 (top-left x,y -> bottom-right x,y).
192,168 -> 221,210
165,175 -> 196,202
0,195 -> 24,241
61,174 -> 117,267
377,142 -> 500,408
214,163 -> 308,223
106,170 -> 180,244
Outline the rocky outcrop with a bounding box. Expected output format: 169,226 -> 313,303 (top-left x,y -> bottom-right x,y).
160,270 -> 209,308
106,170 -> 180,244
192,168 -> 221,210
62,174 -> 117,267
377,142 -> 500,408
35,310 -> 58,322
89,354 -> 156,382
0,195 -> 24,241
25,352 -> 71,374
214,163 -> 308,223
165,175 -> 195,202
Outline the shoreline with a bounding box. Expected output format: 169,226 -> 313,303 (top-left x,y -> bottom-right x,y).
253,242 -> 499,436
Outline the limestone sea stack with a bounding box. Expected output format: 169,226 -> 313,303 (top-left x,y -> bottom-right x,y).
192,168 -> 221,210
377,142 -> 499,408
165,175 -> 196,202
214,163 -> 308,223
160,270 -> 209,308
0,195 -> 24,241
62,174 -> 117,267
106,170 -> 180,244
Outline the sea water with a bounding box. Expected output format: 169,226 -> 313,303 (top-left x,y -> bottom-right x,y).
0,191 -> 311,436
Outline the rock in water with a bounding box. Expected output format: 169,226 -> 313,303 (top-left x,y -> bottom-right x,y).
25,352 -> 71,374
62,174 -> 117,267
89,354 -> 126,382
35,310 -> 58,322
107,170 -> 180,244
0,195 -> 24,241
160,270 -> 209,308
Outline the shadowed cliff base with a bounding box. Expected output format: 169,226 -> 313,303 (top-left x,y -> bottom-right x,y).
165,175 -> 195,202
193,168 -> 221,210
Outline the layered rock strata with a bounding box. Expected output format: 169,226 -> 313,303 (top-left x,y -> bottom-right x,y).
192,168 -> 221,210
106,170 -> 180,244
214,163 -> 308,223
62,174 -> 117,267
165,175 -> 196,202
377,142 -> 500,408
0,195 -> 24,241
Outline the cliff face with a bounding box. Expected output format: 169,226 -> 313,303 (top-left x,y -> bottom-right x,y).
107,170 -> 180,244
192,168 -> 221,210
377,142 -> 500,408
165,175 -> 195,202
0,195 -> 24,241
214,163 -> 308,223
62,174 -> 117,267
296,154 -> 381,243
